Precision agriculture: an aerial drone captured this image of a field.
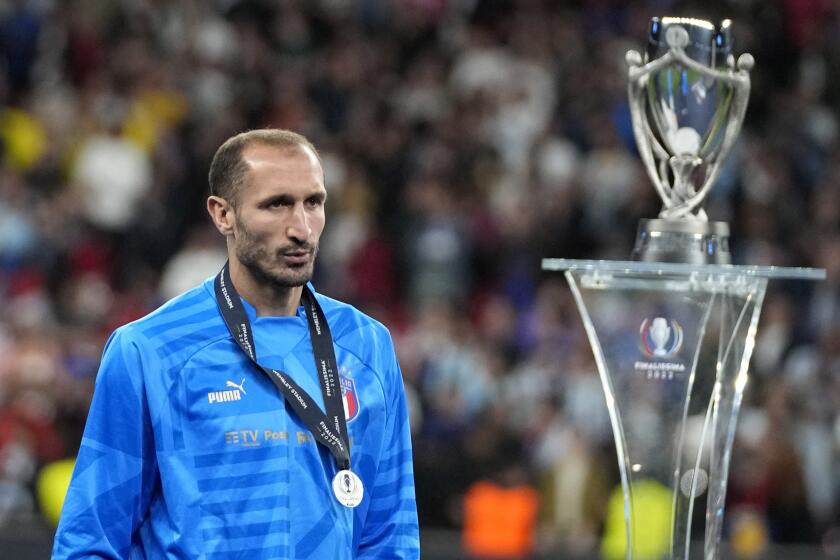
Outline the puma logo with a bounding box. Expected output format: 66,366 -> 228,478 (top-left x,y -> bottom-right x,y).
226,378 -> 247,395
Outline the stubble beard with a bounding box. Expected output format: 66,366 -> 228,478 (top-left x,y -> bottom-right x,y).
235,220 -> 318,290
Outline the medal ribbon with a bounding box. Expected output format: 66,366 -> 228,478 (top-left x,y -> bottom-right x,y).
214,263 -> 350,470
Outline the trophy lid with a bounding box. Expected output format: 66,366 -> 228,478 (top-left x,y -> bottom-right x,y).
647,17 -> 732,68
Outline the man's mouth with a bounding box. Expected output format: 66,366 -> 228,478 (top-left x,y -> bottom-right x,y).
281,249 -> 312,265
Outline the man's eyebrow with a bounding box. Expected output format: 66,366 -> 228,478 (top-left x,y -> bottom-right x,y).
259,193 -> 295,206
258,189 -> 327,206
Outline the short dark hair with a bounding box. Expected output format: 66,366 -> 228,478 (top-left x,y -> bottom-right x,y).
208,129 -> 319,206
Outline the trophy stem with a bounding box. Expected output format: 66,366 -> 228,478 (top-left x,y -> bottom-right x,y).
667,155 -> 703,214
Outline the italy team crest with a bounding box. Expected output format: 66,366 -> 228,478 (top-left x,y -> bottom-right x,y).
340,373 -> 359,422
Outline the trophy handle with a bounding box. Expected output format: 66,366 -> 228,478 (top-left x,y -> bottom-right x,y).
627,50 -> 678,211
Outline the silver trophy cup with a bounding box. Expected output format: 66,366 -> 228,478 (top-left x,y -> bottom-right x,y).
627,17 -> 754,264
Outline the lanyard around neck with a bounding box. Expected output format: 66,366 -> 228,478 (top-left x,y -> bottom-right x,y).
214,263 -> 350,470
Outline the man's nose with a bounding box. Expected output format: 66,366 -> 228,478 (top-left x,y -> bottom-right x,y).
286,203 -> 311,240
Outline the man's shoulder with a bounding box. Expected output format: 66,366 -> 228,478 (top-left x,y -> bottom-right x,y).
113,277 -> 223,353
314,291 -> 397,372
315,291 -> 391,342
317,293 -> 400,388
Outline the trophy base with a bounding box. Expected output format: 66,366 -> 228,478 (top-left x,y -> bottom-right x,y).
632,219 -> 731,264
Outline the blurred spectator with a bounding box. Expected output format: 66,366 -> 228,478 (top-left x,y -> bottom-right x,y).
158,226 -> 226,301
0,0 -> 41,97
71,103 -> 152,233
601,479 -> 672,560
462,476 -> 539,560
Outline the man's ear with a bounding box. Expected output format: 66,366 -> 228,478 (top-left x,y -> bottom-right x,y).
207,196 -> 235,236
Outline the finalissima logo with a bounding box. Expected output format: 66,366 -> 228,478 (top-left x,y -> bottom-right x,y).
639,317 -> 684,358
207,378 -> 246,404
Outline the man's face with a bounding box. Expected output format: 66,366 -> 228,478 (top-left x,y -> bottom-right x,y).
231,143 -> 326,288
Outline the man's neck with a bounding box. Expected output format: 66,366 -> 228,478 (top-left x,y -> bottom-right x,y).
228,259 -> 302,317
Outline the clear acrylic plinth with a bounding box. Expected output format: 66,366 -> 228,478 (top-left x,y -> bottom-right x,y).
542,259 -> 825,560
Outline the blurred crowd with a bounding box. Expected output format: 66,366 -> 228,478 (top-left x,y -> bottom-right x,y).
1,0 -> 839,555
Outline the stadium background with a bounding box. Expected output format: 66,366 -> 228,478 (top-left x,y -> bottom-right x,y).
1,0 -> 839,558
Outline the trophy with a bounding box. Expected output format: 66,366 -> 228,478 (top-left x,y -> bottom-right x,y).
542,17 -> 825,559
627,17 -> 753,265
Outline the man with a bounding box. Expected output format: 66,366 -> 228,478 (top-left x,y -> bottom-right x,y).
53,129 -> 420,559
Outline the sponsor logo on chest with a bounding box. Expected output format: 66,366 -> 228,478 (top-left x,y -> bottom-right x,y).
208,378 -> 246,404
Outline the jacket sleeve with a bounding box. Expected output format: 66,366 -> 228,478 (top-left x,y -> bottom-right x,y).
356,333 -> 420,560
52,327 -> 159,559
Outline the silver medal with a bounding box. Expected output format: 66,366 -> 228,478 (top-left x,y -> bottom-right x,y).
332,469 -> 364,508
